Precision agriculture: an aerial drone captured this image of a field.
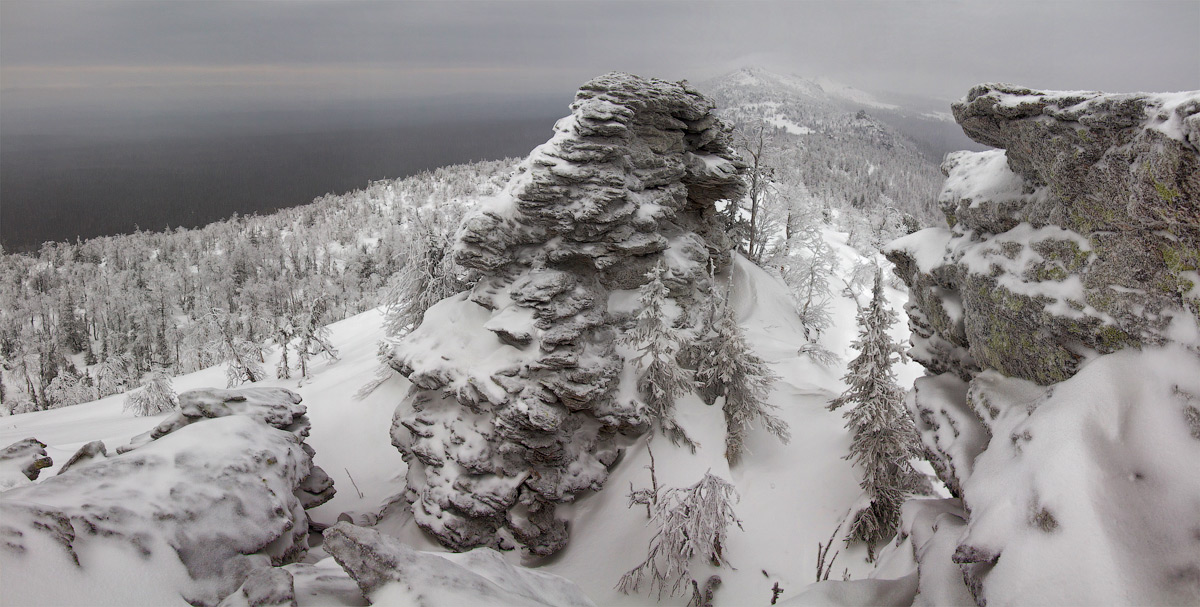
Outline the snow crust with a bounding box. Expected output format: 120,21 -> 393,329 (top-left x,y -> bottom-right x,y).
959,345 -> 1200,605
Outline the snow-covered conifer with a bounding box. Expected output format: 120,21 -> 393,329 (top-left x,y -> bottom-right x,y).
44,367 -> 92,408
382,206 -> 467,338
828,269 -> 927,555
618,471 -> 742,599
622,262 -> 696,449
272,317 -> 295,379
295,297 -> 338,379
191,307 -> 268,387
123,368 -> 177,416
695,288 -> 789,464
96,353 -> 136,398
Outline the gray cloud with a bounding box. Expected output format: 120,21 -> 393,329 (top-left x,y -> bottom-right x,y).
2,0 -> 1197,111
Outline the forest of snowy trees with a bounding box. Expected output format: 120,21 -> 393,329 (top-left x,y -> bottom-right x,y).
0,70 -> 937,424
0,160 -> 515,413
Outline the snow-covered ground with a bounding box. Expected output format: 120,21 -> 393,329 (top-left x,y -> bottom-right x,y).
0,229 -> 924,606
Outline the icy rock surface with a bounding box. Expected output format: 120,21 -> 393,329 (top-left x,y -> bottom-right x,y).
323,521 -> 596,606
388,72 -> 745,554
0,387 -> 335,606
880,85 -> 1200,606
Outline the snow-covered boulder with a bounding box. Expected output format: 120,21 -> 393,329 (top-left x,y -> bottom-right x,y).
0,437 -> 52,489
388,72 -> 745,555
876,85 -> 1200,606
0,387 -> 335,607
323,521 -> 595,606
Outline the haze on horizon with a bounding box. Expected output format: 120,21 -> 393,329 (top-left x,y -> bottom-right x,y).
3,0 -> 1197,251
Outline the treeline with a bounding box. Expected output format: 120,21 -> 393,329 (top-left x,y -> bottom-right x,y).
1,93 -> 939,415
0,160 -> 516,413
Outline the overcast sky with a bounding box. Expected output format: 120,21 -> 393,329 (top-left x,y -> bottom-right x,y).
3,0 -> 1198,117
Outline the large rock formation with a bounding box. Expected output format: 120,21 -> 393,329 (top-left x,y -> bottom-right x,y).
0,387 -> 335,606
388,72 -> 745,555
884,85 -> 1200,605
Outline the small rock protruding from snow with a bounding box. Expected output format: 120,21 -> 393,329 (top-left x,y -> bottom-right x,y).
0,437 -> 52,488
56,439 -> 108,476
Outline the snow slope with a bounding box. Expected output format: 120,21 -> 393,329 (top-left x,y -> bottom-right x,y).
0,230 -> 923,606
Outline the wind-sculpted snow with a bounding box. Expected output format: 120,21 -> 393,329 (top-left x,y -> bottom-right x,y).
0,387 -> 335,606
388,72 -> 745,554
323,522 -> 596,606
876,85 -> 1200,605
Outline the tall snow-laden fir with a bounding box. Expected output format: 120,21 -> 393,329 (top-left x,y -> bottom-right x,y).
695,285 -> 789,464
828,268 -> 927,556
123,368 -> 177,416
623,262 -> 697,450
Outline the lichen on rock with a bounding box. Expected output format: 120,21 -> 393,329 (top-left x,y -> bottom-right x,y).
387,72 -> 745,555
888,84 -> 1200,386
886,84 -> 1200,606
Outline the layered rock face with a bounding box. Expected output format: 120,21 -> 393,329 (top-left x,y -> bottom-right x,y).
388,73 -> 745,555
889,85 -> 1200,386
0,387 -> 335,606
886,85 -> 1200,605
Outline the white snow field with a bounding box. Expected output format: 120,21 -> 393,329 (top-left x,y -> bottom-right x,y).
0,234 -> 926,606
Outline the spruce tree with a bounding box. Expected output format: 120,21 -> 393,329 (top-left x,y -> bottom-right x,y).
828,268 -> 927,557
695,287 -> 789,464
623,262 -> 696,450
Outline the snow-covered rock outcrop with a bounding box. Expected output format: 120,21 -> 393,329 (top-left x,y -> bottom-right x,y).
0,387 -> 335,606
323,522 -> 595,606
880,85 -> 1200,605
388,72 -> 745,555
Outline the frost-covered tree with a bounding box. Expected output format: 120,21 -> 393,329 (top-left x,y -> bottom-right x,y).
96,353 -> 136,399
382,206 -> 468,338
772,185 -> 839,341
191,307 -> 268,387
272,317 -> 295,379
623,262 -> 696,450
695,288 -> 789,464
828,269 -> 927,556
618,471 -> 742,599
123,368 -> 177,416
295,297 -> 338,380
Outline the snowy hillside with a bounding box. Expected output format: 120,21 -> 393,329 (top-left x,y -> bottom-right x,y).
697,68 -> 945,227
0,229 -> 923,606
